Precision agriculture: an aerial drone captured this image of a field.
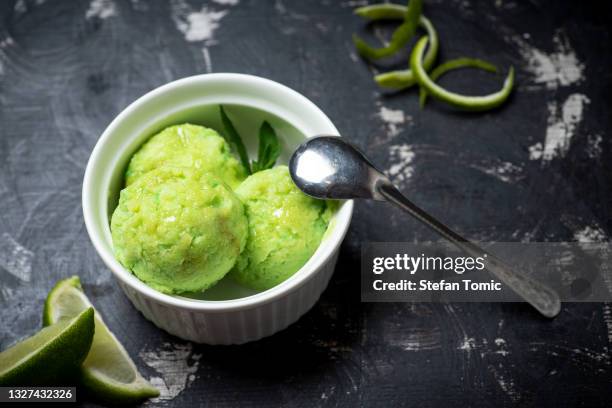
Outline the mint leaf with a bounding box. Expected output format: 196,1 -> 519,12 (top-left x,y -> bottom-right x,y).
251,121 -> 280,173
220,106 -> 251,175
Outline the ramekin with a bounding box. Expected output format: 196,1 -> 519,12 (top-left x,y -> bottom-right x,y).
82,73 -> 353,344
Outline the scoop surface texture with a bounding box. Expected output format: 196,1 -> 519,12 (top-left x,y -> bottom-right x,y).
231,166 -> 333,291
111,167 -> 248,294
125,124 -> 246,188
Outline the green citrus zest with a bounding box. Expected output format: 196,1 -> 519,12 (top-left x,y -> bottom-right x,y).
353,0 -> 422,60
410,37 -> 514,111
419,58 -> 498,107
374,16 -> 438,90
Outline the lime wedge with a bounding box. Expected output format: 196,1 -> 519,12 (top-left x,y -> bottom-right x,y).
44,276 -> 159,403
0,308 -> 94,385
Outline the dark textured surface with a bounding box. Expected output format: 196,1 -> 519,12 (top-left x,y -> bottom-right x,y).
1,0 -> 611,407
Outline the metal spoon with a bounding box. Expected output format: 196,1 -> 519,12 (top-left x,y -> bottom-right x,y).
289,136 -> 561,318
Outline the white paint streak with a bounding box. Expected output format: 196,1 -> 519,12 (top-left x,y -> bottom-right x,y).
391,328 -> 441,352
316,22 -> 330,34
528,142 -> 543,160
457,336 -> 511,358
86,0 -> 116,20
212,0 -> 239,5
0,233 -> 34,282
556,250 -> 576,266
458,336 -> 477,352
378,106 -> 405,138
274,0 -> 286,14
0,35 -> 12,74
602,305 -> 612,344
0,37 -> 14,49
14,0 -> 26,14
489,365 -> 520,402
471,161 -> 523,184
1,286 -> 13,299
0,286 -> 44,343
494,338 -> 510,356
171,0 -> 227,44
386,144 -> 415,184
201,47 -> 213,73
513,30 -> 585,90
542,93 -> 590,161
140,343 -> 201,401
574,225 -> 607,243
586,133 -> 603,159
529,341 -> 610,366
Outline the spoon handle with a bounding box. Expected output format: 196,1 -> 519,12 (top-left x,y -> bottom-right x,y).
377,182 -> 561,318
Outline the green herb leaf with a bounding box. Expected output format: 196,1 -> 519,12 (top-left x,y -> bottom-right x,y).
251,121 -> 281,173
353,0 -> 422,60
220,105 -> 251,175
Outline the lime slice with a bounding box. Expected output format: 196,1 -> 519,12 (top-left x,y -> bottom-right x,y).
0,308 -> 94,385
44,276 -> 159,403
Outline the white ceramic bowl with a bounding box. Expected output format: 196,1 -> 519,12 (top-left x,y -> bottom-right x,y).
82,73 -> 353,344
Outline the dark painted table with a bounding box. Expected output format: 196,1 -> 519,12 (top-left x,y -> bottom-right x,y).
1,0 -> 611,406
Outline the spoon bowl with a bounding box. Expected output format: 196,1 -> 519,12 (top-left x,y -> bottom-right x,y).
289,136 -> 387,200
289,136 -> 561,318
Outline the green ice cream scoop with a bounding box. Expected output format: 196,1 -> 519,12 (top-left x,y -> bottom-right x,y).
111,167 -> 248,294
125,124 -> 246,188
231,166 -> 333,291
